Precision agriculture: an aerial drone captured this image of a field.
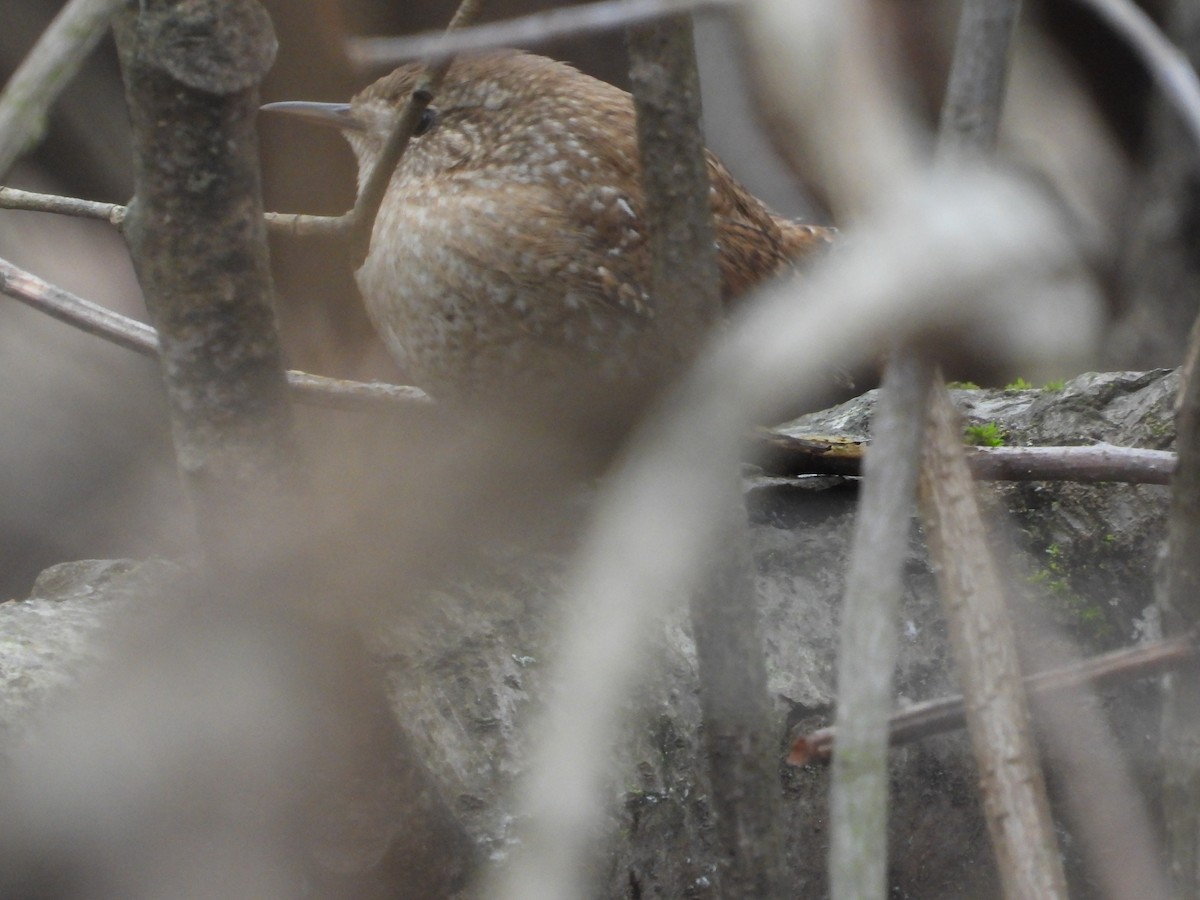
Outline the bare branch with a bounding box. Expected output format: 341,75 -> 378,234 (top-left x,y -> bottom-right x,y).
937,0 -> 1024,156
345,0 -> 489,264
0,185 -> 125,225
0,0 -> 123,179
262,210 -> 348,239
790,632 -> 1199,766
114,0 -> 301,572
347,0 -> 731,68
283,371 -> 431,411
829,351 -> 933,899
0,257 -> 431,411
965,442 -> 1175,483
0,255 -> 156,355
630,16 -> 782,898
1068,0 -> 1200,149
0,185 -> 350,239
757,432 -> 1177,484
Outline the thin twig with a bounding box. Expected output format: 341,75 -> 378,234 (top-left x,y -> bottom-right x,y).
789,631 -> 1199,766
0,0 -> 493,251
1067,0 -> 1200,149
0,185 -> 125,225
0,255 -> 156,354
0,257 -> 430,411
0,185 -> 351,239
348,0 -> 732,68
2,259 -> 1160,464
345,0 -> 489,265
0,0 -> 124,180
262,211 -> 348,239
283,371 -> 431,411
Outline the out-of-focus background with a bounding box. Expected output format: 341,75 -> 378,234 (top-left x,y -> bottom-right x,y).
0,0 -> 1182,598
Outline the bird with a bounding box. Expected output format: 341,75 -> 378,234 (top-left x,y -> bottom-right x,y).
264,51 -> 834,429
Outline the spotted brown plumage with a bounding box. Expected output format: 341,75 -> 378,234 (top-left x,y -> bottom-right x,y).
266,51 -> 834,410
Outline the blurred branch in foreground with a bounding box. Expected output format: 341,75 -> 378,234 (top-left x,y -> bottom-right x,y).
0,0 -> 123,180
497,153 -> 1100,897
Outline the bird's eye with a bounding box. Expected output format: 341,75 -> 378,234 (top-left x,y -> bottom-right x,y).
414,107 -> 439,137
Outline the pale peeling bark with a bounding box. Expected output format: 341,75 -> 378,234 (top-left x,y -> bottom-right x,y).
920,384 -> 1068,900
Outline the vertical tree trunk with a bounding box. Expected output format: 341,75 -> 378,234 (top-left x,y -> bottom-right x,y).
113,0 -> 299,572
628,17 -> 786,898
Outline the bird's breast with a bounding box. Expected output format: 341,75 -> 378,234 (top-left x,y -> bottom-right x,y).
354,183 -> 664,403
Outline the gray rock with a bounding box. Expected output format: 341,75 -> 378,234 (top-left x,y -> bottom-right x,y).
0,370 -> 1176,898
0,558 -> 180,752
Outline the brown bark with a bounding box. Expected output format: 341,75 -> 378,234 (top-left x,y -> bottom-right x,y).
920,384 -> 1068,900
627,17 -> 785,898
113,0 -> 299,571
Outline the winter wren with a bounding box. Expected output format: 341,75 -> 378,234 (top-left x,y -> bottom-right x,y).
266,51 -> 833,415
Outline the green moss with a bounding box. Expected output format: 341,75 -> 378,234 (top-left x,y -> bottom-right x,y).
1005,377 -> 1034,390
1144,415 -> 1173,441
1042,379 -> 1065,392
947,381 -> 981,390
1028,543 -> 1113,641
964,422 -> 1006,447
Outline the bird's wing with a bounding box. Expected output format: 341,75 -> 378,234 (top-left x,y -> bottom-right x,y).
706,152 -> 835,301
444,181 -> 656,330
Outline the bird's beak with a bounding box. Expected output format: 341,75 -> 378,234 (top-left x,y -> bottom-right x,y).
260,101 -> 365,133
